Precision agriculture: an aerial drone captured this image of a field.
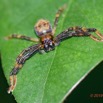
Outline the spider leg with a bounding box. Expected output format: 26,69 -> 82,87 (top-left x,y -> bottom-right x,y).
81,27 -> 103,41
8,75 -> 17,93
5,34 -> 39,42
54,26 -> 103,45
54,27 -> 92,45
8,44 -> 41,93
89,35 -> 103,42
53,5 -> 66,35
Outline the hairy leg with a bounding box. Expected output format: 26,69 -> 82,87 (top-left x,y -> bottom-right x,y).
81,27 -> 103,41
54,27 -> 103,45
8,44 -> 41,93
53,5 -> 66,35
5,34 -> 39,42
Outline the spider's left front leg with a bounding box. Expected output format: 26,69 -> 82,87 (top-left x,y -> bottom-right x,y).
8,44 -> 41,93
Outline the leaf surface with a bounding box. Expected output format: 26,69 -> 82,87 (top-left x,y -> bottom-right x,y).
0,0 -> 103,103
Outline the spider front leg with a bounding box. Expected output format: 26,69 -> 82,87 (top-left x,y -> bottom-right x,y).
8,44 -> 41,93
53,5 -> 66,35
5,34 -> 39,42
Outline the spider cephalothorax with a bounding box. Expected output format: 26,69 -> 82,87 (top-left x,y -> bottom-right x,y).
6,5 -> 103,93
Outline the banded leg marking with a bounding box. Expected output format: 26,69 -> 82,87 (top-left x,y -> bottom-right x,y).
8,44 -> 41,93
5,34 -> 39,42
85,28 -> 103,41
53,5 -> 66,35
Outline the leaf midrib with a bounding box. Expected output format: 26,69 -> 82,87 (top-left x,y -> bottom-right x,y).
40,0 -> 73,102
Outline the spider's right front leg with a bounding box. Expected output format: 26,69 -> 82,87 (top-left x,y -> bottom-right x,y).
8,44 -> 41,93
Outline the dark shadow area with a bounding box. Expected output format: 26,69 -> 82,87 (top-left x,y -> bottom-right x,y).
63,61 -> 103,103
0,56 -> 17,103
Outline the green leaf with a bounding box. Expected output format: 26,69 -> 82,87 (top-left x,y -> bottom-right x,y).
0,0 -> 103,103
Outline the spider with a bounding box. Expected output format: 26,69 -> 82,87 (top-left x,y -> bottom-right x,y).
6,5 -> 103,93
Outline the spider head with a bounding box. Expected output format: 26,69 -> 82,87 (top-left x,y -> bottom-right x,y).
34,19 -> 52,37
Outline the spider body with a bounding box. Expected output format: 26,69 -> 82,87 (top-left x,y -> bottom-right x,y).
35,19 -> 55,52
6,5 -> 103,93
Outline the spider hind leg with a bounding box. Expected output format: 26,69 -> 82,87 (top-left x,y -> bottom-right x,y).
8,44 -> 41,93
